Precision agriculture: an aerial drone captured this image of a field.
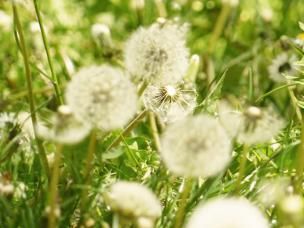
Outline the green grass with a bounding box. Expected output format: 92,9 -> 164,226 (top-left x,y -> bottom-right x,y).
1,0 -> 304,227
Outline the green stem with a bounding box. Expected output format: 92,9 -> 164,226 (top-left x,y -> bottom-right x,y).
105,110 -> 147,152
287,83 -> 302,122
148,112 -> 161,153
173,178 -> 193,228
12,3 -> 50,179
83,130 -> 97,181
207,3 -> 231,54
33,0 -> 63,105
154,0 -> 167,18
295,117 -> 304,194
78,130 -> 97,225
48,144 -> 63,228
235,144 -> 249,194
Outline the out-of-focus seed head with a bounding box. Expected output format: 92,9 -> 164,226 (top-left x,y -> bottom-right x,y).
124,20 -> 189,85
186,197 -> 269,228
268,53 -> 298,83
104,181 -> 161,223
65,65 -> 138,131
160,115 -> 231,177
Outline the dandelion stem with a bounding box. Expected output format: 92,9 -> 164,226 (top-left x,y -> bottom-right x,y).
235,144 -> 249,194
207,3 -> 231,54
105,110 -> 147,152
295,117 -> 304,193
78,130 -> 98,224
137,81 -> 149,97
33,0 -> 63,105
112,214 -> 120,228
154,0 -> 167,18
173,178 -> 193,228
287,84 -> 302,122
148,111 -> 161,152
12,3 -> 50,180
48,144 -> 63,228
83,130 -> 97,181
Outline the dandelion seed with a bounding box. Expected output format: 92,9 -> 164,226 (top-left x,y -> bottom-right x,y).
104,181 -> 161,223
143,82 -> 196,123
37,105 -> 91,145
160,115 -> 231,177
124,20 -> 189,85
65,65 -> 138,131
186,197 -> 269,228
268,53 -> 298,82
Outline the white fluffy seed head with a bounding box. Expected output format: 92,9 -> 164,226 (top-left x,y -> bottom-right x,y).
186,197 -> 269,228
124,21 -> 189,85
218,101 -> 285,145
37,105 -> 91,145
268,53 -> 298,82
237,107 -> 284,145
143,83 -> 196,124
65,65 -> 138,131
160,115 -> 231,177
257,177 -> 290,207
105,181 -> 161,221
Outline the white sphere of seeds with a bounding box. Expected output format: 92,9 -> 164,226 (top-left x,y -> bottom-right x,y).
125,21 -> 189,85
160,115 -> 231,177
65,65 -> 137,131
186,197 -> 269,228
105,181 -> 161,221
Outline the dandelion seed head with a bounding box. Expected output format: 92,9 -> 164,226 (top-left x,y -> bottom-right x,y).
237,107 -> 284,145
125,21 -> 189,85
105,181 -> 161,221
279,195 -> 304,216
143,83 -> 196,123
160,115 -> 231,177
65,66 -> 138,131
186,197 -> 269,228
218,101 -> 285,145
258,178 -> 290,207
268,53 -> 298,82
37,105 -> 91,145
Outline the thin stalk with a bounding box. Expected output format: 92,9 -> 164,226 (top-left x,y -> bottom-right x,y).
295,117 -> 304,193
148,112 -> 161,153
235,144 -> 249,194
33,0 -> 63,105
154,0 -> 167,18
12,3 -> 50,179
287,84 -> 302,122
48,144 -> 63,228
137,81 -> 149,97
173,178 -> 193,228
207,3 -> 231,54
83,130 -> 97,181
112,214 -> 120,228
105,110 -> 147,152
78,130 -> 97,226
